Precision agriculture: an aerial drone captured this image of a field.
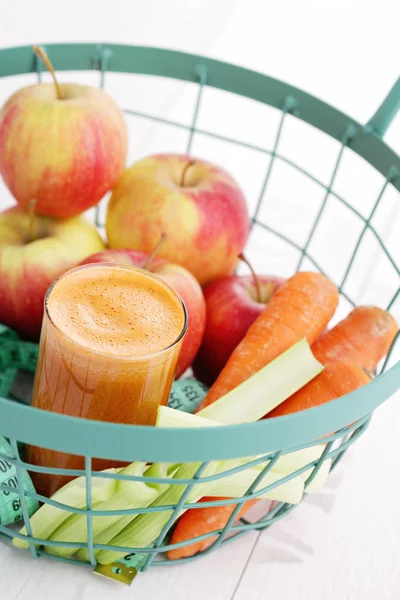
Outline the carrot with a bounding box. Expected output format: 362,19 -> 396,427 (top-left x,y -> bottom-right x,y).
168,497 -> 257,560
312,306 -> 398,372
198,272 -> 339,410
266,361 -> 371,418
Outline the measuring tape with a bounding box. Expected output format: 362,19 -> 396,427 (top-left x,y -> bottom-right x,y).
95,552 -> 149,585
0,324 -> 38,400
0,325 -> 40,525
168,377 -> 208,413
0,436 -> 39,527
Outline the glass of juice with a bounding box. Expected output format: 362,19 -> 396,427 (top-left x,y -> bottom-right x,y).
26,263 -> 187,496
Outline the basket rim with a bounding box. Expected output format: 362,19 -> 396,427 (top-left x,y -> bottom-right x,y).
0,42 -> 399,191
0,360 -> 399,462
0,43 -> 399,461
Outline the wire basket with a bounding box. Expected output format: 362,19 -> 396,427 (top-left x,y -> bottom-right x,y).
0,44 -> 399,576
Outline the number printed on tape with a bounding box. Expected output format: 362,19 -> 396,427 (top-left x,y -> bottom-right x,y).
168,377 -> 208,413
0,436 -> 39,526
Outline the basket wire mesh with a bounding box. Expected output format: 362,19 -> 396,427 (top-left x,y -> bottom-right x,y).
0,44 -> 399,574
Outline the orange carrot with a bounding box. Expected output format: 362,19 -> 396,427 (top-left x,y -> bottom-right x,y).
266,361 -> 371,418
168,497 -> 257,560
312,306 -> 398,372
198,272 -> 339,410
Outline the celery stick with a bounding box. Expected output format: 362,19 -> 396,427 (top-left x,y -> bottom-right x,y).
198,339 -> 323,423
157,411 -> 328,478
76,463 -> 173,563
46,462 -> 158,558
210,469 -> 304,504
96,459 -> 228,565
253,446 -> 332,495
12,469 -> 119,550
302,459 -> 332,493
158,410 -> 332,495
142,462 -> 177,494
156,406 -> 218,429
271,446 -> 326,473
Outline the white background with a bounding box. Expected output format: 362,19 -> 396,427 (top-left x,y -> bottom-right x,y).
1,0 -> 400,598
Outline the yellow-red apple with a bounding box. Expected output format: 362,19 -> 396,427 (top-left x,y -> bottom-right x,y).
0,82 -> 127,218
193,273 -> 284,385
80,249 -> 206,378
0,207 -> 105,339
105,154 -> 249,285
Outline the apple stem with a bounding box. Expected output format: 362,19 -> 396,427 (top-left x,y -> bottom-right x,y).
33,46 -> 62,100
239,253 -> 262,304
180,159 -> 196,187
28,199 -> 37,243
143,233 -> 167,271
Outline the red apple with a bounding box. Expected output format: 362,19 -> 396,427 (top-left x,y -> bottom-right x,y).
0,49 -> 127,218
80,249 -> 206,378
0,206 -> 105,340
105,154 -> 249,285
193,274 -> 284,385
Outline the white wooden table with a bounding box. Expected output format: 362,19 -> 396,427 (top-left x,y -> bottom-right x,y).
0,0 -> 399,598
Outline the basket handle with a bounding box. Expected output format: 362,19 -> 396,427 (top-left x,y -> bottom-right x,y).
365,76 -> 400,138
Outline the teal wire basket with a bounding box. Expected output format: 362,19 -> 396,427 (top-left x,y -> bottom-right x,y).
0,43 -> 399,574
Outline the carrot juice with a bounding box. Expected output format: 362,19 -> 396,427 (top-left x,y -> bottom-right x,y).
26,263 -> 187,496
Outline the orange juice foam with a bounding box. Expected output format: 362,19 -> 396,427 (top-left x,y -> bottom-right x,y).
47,264 -> 185,356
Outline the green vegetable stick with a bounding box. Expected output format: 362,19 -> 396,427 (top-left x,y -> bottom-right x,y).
13,469 -> 119,550
76,463 -> 173,563
158,408 -> 332,495
45,462 -> 158,558
95,459 -> 229,565
198,339 -> 323,423
209,468 -> 304,504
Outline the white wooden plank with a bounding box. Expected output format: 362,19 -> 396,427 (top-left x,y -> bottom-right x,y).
0,530 -> 259,600
233,391 -> 400,600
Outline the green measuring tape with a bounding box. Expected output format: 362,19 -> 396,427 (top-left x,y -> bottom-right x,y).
0,325 -> 40,526
0,436 -> 39,526
168,377 -> 208,413
0,324 -> 38,400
